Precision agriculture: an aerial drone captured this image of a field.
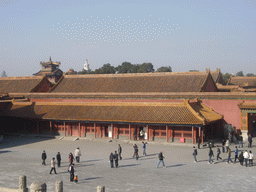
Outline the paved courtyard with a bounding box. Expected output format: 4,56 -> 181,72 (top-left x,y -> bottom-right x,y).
0,136 -> 256,192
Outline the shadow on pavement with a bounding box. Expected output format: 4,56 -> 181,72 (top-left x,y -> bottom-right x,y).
166,164 -> 186,168
119,164 -> 139,168
82,159 -> 103,163
0,150 -> 13,154
139,157 -> 156,161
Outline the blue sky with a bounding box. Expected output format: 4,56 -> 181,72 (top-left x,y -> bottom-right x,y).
0,0 -> 255,76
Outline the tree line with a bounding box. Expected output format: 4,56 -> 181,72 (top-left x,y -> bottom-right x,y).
67,62 -> 172,75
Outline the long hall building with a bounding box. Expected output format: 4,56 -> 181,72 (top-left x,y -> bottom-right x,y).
0,71 -> 256,143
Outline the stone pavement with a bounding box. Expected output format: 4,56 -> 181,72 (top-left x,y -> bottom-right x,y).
0,136 -> 256,192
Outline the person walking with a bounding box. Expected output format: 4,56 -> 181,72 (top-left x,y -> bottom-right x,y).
68,164 -> 75,182
248,134 -> 252,148
49,157 -> 57,174
142,142 -> 147,156
69,152 -> 74,165
192,146 -> 197,162
243,150 -> 249,167
238,135 -> 243,148
74,148 -> 81,163
222,140 -> 226,153
133,143 -> 138,158
109,152 -> 114,168
113,151 -> 119,168
216,145 -> 222,161
156,151 -> 166,168
134,146 -> 139,160
225,139 -> 230,153
42,150 -> 47,166
249,150 -> 254,167
239,151 -> 244,166
56,152 -> 61,167
227,148 -> 233,164
208,148 -> 214,164
198,138 -> 201,149
234,146 -> 239,163
118,144 -> 122,160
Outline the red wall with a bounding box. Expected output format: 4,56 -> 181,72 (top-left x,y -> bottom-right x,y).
202,99 -> 256,130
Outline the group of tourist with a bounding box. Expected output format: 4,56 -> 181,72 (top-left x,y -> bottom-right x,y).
193,136 -> 254,167
41,135 -> 254,185
42,147 -> 81,184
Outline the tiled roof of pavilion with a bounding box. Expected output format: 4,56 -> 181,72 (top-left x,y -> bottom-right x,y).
0,100 -> 223,126
227,76 -> 256,87
0,76 -> 51,94
50,72 -> 216,93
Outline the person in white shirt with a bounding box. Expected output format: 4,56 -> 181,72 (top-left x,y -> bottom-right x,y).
249,150 -> 254,167
243,150 -> 249,167
74,147 -> 82,163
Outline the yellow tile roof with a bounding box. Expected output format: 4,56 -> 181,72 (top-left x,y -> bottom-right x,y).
1,99 -> 223,125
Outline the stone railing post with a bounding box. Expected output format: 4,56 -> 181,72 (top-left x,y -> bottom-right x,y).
55,180 -> 63,192
30,181 -> 47,192
97,186 -> 105,192
18,175 -> 28,192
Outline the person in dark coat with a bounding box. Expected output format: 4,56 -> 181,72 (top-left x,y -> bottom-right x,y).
208,148 -> 214,164
118,144 -> 122,160
56,152 -> 61,167
42,150 -> 47,165
193,146 -> 197,162
222,140 -> 225,153
109,152 -> 114,168
216,145 -> 222,161
248,134 -> 252,148
239,151 -> 244,166
113,151 -> 118,168
68,164 -> 75,182
197,138 -> 201,149
156,151 -> 165,168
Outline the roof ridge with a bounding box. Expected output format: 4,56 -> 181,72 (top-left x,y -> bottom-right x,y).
32,101 -> 186,107
64,71 -> 208,78
0,76 -> 43,80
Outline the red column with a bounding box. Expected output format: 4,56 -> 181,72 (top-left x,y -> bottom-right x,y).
50,121 -> 52,136
64,122 -> 66,137
166,125 -> 168,143
192,126 -> 194,144
129,124 -> 131,140
79,122 -> 81,137
147,125 -> 149,141
94,123 -> 96,138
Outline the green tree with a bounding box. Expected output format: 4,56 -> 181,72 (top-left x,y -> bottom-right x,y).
246,73 -> 255,77
116,62 -> 133,73
222,73 -> 232,84
157,66 -> 172,72
236,71 -> 244,77
137,63 -> 155,73
94,63 -> 116,74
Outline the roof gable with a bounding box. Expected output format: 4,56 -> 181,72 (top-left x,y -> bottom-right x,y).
0,76 -> 52,94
